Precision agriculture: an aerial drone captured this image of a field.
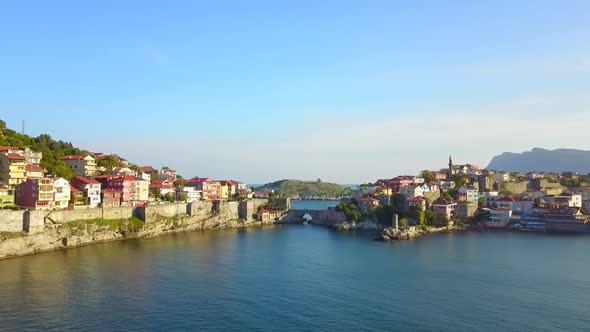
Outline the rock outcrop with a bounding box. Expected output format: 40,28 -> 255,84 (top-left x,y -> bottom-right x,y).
333,220 -> 383,232
376,226 -> 462,242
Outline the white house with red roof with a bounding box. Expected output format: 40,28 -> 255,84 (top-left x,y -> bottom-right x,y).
160,167 -> 177,179
187,177 -> 221,201
71,176 -> 102,208
151,178 -> 175,196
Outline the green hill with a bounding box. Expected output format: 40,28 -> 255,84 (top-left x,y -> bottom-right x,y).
0,120 -> 90,179
258,179 -> 351,198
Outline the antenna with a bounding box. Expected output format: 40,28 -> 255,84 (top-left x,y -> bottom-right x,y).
22,120 -> 25,135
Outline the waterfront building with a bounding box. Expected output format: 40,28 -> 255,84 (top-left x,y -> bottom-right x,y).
53,177 -> 71,209
481,190 -> 500,207
61,155 -> 98,177
0,185 -> 15,208
545,193 -> 583,208
16,178 -> 55,210
187,177 -> 221,201
71,176 -> 102,208
490,208 -> 512,223
584,200 -> 590,214
101,188 -> 122,207
130,178 -> 150,206
69,185 -> 86,207
432,198 -> 457,219
0,153 -> 27,186
151,178 -> 175,197
179,186 -> 203,202
405,197 -> 427,211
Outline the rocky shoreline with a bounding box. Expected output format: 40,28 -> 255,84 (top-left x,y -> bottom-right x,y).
376,225 -> 463,241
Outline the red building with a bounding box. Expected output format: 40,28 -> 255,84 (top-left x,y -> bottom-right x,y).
105,176 -> 134,205
101,188 -> 122,207
16,178 -> 55,210
186,177 -> 221,201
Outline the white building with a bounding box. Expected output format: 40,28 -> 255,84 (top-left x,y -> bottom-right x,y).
131,179 -> 150,204
400,184 -> 425,199
62,155 -> 98,177
546,193 -> 583,208
179,186 -> 203,202
458,186 -> 479,203
490,208 -> 512,223
71,176 -> 102,208
53,177 -> 71,209
481,190 -> 500,208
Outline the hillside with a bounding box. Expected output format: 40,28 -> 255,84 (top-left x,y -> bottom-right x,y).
0,119 -> 118,179
486,148 -> 590,173
258,179 -> 352,198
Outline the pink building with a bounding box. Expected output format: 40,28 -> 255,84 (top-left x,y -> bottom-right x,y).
187,177 -> 221,201
16,178 -> 55,210
432,198 -> 457,219
106,176 -> 134,205
406,197 -> 427,211
391,176 -> 414,192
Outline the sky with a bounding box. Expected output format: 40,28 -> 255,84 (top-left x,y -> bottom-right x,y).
1,0 -> 590,183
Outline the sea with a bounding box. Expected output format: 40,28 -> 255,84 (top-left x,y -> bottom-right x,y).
0,217 -> 589,331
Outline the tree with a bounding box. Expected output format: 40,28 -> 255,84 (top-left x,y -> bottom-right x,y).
478,197 -> 486,207
407,205 -> 426,224
163,193 -> 175,202
97,155 -> 123,168
424,210 -> 449,227
421,170 -> 436,184
336,202 -> 362,222
178,194 -> 189,202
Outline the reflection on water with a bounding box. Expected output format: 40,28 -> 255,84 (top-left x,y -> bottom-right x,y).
1,226 -> 589,331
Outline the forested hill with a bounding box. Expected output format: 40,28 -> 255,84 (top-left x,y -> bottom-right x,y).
257,179 -> 352,198
0,119 -> 90,179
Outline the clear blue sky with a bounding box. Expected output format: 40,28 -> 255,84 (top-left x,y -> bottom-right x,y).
2,1 -> 590,183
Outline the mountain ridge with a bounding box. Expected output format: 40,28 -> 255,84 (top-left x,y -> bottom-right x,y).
486,148 -> 590,173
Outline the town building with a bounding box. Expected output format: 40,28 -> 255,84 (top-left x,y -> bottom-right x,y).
187,177 -> 221,201
405,197 -> 427,211
257,209 -> 281,222
69,185 -> 86,207
481,190 -> 500,207
0,153 -> 27,186
432,198 -> 457,219
61,155 -> 98,177
16,178 -> 55,210
25,164 -> 45,179
400,184 -> 425,199
492,172 -> 511,183
160,167 -> 177,179
359,197 -> 380,212
53,177 -> 71,209
106,176 -> 133,205
496,197 -> 516,210
391,176 -> 414,192
490,208 -> 512,223
150,178 -> 175,197
179,186 -> 203,202
101,188 -> 122,207
545,193 -> 583,208
458,186 -> 479,203
71,176 -> 102,208
0,185 -> 15,208
130,178 -> 150,206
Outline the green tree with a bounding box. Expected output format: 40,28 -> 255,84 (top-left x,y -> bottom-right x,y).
421,170 -> 436,184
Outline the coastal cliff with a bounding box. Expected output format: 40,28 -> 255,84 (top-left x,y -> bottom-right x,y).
0,200 -> 269,260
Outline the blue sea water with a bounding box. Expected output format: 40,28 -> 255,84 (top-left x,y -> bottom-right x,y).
0,226 -> 589,331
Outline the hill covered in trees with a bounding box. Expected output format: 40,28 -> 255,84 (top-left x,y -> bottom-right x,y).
257,179 -> 352,198
0,119 -> 92,179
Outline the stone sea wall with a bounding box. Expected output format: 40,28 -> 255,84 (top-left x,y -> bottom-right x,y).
0,199 -> 268,260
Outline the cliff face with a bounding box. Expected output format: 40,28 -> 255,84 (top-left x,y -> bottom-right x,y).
486,148 -> 590,173
0,201 -> 271,260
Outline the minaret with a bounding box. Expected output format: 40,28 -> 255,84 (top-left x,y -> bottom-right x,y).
448,155 -> 453,178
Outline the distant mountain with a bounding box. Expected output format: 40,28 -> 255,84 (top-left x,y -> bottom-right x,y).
486,148 -> 590,173
257,179 -> 352,198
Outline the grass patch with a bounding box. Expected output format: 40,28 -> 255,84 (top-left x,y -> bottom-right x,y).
62,217 -> 145,234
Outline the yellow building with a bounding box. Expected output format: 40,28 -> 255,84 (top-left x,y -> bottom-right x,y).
0,153 -> 27,186
219,183 -> 229,200
376,187 -> 393,196
542,187 -> 563,196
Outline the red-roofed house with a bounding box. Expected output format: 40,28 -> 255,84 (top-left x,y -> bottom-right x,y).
391,176 -> 414,192
151,178 -> 175,196
432,198 -> 457,219
496,197 -> 517,210
406,197 -> 427,211
101,188 -> 122,207
160,167 -> 177,179
71,176 -> 102,208
61,155 -> 98,177
187,177 -> 221,201
25,164 -> 45,179
0,152 -> 27,185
